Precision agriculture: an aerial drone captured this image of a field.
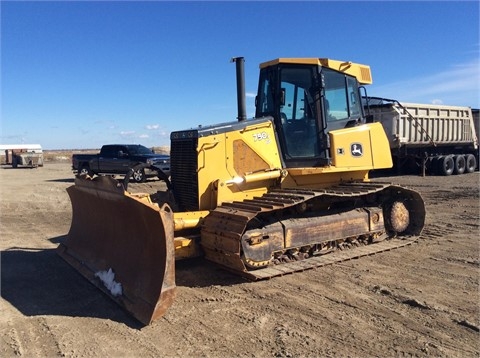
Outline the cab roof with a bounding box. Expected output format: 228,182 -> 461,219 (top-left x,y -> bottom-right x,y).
259,58 -> 372,85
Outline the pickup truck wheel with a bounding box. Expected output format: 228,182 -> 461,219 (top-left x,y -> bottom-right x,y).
132,168 -> 146,183
79,165 -> 93,177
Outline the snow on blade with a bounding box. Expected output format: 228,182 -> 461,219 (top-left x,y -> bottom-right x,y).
94,268 -> 123,297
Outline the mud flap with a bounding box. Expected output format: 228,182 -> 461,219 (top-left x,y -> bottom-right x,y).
57,176 -> 175,325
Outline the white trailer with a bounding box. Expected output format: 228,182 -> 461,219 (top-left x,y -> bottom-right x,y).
365,98 -> 478,175
0,144 -> 44,168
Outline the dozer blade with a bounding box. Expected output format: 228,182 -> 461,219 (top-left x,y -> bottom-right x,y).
57,175 -> 175,325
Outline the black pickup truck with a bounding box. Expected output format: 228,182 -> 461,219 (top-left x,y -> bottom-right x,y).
72,144 -> 170,183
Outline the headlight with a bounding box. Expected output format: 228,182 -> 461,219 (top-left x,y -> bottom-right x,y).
146,159 -> 154,165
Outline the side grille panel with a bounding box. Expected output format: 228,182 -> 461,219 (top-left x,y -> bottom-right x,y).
171,138 -> 199,211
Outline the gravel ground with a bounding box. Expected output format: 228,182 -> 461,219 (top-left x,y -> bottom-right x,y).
1,162 -> 479,357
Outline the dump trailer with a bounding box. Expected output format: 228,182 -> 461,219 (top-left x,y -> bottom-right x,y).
58,58 -> 425,325
365,98 -> 479,175
473,109 -> 480,147
1,144 -> 44,168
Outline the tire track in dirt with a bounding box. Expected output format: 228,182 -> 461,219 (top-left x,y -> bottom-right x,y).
2,326 -> 24,356
1,317 -> 63,357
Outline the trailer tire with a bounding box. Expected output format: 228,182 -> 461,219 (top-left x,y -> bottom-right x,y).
438,155 -> 454,176
465,154 -> 477,173
453,155 -> 466,175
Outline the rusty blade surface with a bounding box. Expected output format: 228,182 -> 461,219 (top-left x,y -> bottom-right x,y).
57,176 -> 176,325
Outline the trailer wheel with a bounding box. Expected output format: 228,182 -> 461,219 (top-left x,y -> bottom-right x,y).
438,155 -> 454,176
453,155 -> 466,175
465,154 -> 477,173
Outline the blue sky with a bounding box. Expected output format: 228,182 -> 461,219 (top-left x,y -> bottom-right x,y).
1,1 -> 479,150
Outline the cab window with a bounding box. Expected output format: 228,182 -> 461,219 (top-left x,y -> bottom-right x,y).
278,67 -> 320,158
323,68 -> 362,123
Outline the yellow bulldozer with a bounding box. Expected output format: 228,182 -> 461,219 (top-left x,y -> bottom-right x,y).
57,57 -> 425,325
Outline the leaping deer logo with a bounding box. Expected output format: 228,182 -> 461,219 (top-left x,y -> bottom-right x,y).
351,143 -> 363,157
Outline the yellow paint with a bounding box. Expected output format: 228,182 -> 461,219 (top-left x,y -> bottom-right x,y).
174,237 -> 202,259
173,210 -> 209,230
279,123 -> 392,189
194,119 -> 283,210
259,58 -> 372,84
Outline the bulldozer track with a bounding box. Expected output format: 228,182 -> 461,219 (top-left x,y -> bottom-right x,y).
201,182 -> 423,280
243,237 -> 417,280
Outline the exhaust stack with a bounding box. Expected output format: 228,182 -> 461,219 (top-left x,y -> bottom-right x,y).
231,57 -> 247,122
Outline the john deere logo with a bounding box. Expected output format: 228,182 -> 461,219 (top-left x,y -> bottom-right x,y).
351,143 -> 363,157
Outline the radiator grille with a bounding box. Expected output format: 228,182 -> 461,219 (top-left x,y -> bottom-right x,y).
171,137 -> 199,211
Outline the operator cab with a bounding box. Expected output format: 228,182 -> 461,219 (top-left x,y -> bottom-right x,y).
255,58 -> 369,168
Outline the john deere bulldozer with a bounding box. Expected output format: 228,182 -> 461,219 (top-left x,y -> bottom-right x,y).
58,57 -> 425,325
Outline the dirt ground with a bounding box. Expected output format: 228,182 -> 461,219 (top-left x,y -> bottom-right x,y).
1,161 -> 479,357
